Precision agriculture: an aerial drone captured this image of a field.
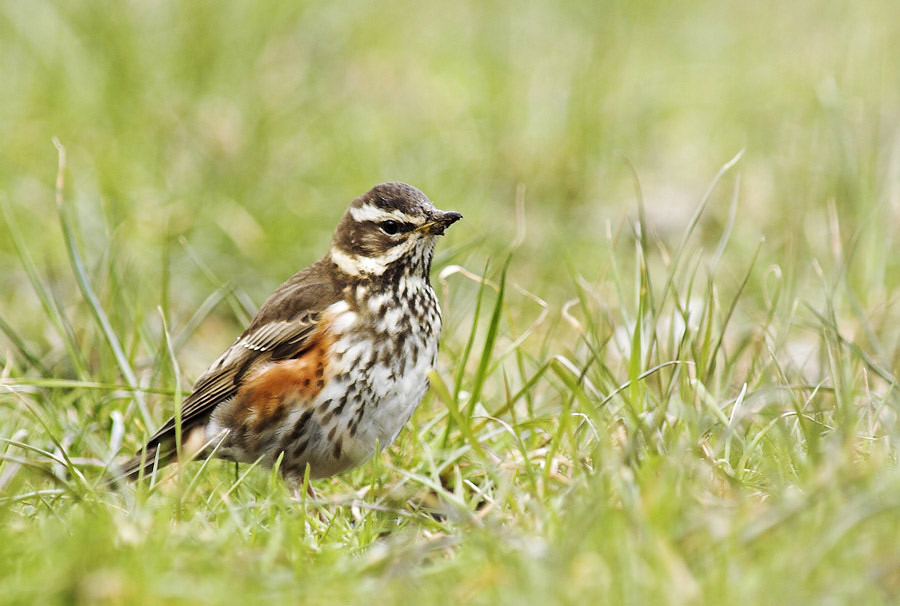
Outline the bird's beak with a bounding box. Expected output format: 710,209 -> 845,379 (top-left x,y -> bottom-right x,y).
416,209 -> 463,236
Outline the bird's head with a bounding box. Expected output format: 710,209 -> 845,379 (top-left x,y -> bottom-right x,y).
328,182 -> 462,279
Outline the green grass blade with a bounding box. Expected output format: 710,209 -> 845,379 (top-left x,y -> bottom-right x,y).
465,256 -> 509,416
0,193 -> 91,380
0,313 -> 47,374
51,139 -> 152,429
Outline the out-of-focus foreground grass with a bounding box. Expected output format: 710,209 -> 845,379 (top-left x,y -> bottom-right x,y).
2,1 -> 900,604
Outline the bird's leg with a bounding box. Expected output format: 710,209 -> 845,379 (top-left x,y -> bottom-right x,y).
291,482 -> 330,524
290,482 -> 317,501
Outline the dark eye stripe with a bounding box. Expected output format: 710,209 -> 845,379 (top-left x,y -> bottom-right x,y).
376,220 -> 414,235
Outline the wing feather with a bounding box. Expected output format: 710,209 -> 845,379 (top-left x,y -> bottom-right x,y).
129,260 -> 343,465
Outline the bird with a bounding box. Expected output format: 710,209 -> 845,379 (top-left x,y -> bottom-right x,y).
117,182 -> 462,485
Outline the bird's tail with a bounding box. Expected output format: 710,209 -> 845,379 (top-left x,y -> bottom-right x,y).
103,443 -> 175,487
104,427 -> 218,487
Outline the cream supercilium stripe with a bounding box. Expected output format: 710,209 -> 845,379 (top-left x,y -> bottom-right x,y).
349,204 -> 426,225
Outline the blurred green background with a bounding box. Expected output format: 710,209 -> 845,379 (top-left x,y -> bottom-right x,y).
3,0 -> 897,292
3,1 -> 900,604
5,0 -> 899,384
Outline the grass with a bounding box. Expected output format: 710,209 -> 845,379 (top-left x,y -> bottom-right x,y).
2,0 -> 900,604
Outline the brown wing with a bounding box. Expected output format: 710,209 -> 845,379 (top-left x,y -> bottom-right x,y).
118,260 -> 343,480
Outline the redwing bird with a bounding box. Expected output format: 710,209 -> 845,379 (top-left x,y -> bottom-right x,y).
119,182 -> 462,483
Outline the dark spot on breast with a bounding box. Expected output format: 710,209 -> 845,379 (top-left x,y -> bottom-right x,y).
378,346 -> 391,365
346,382 -> 359,399
299,408 -> 314,426
327,425 -> 336,441
285,409 -> 313,444
291,438 -> 309,459
332,437 -> 343,459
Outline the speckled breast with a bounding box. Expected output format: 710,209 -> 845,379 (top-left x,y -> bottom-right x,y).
280,277 -> 441,480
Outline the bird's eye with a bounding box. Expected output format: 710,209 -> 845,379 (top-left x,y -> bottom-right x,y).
380,220 -> 400,235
